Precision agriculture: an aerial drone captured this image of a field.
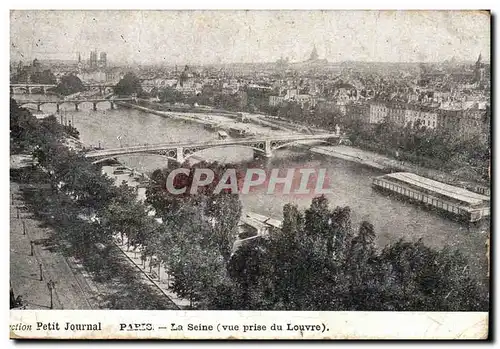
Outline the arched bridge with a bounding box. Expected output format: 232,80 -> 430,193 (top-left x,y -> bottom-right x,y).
10,83 -> 57,94
84,133 -> 346,164
10,83 -> 116,95
18,98 -> 135,112
12,82 -> 175,96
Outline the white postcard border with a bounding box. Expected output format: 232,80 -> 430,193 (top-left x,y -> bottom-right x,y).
10,310 -> 488,340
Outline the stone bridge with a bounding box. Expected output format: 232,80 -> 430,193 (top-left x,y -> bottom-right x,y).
84,133 -> 345,164
10,83 -> 117,95
10,83 -> 57,94
17,98 -> 135,112
12,82 -> 175,96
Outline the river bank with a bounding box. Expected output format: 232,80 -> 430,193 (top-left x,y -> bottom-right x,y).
138,99 -> 242,117
116,101 -> 293,138
133,100 -> 311,134
312,146 -> 386,170
117,101 -> 217,126
311,145 -> 490,195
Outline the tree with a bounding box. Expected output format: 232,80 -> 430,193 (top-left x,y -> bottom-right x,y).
145,161 -> 243,307
304,195 -> 351,258
10,98 -> 39,151
50,74 -> 86,96
278,102 -> 302,122
155,206 -> 230,308
343,221 -> 379,309
145,161 -> 242,261
98,185 -> 155,250
114,72 -> 143,96
228,238 -> 271,309
281,203 -> 304,237
159,87 -> 185,104
46,149 -> 116,212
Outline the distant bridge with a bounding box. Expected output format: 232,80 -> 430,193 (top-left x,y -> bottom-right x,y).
84,133 -> 345,164
10,83 -> 57,94
18,98 -> 135,112
11,82 -> 159,95
10,83 -> 116,95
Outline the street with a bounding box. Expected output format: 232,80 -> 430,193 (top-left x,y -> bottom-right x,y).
10,182 -> 93,309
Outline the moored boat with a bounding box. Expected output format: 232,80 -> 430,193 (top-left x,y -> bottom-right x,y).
228,127 -> 246,138
217,130 -> 229,140
372,172 -> 490,223
204,123 -> 217,130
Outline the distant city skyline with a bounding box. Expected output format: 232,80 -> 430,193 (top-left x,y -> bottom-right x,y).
10,10 -> 490,65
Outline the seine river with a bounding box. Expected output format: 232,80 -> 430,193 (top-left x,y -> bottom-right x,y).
15,95 -> 489,278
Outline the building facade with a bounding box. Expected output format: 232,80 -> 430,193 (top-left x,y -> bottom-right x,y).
345,102 -> 370,122
386,102 -> 406,126
269,95 -> 285,107
369,101 -> 388,124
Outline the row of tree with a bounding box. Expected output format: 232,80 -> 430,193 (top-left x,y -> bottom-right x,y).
342,117 -> 490,182
10,98 -> 488,310
11,98 -> 139,241
11,99 -> 180,309
11,97 -> 238,308
143,163 -> 243,307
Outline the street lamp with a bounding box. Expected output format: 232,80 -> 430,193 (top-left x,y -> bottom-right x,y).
158,261 -> 161,282
46,280 -> 55,309
150,256 -> 155,274
117,134 -> 124,148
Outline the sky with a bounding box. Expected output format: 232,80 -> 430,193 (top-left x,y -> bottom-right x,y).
10,10 -> 490,65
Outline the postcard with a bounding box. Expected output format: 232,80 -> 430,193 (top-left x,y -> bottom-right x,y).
9,10 -> 490,340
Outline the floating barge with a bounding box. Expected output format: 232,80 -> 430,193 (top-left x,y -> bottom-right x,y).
228,127 -> 247,138
372,172 -> 490,223
204,123 -> 218,131
217,130 -> 229,140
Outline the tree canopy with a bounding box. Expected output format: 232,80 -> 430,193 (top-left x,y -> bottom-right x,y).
114,72 -> 143,96
50,74 -> 86,96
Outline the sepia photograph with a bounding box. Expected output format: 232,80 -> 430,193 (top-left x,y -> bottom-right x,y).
9,9 -> 490,339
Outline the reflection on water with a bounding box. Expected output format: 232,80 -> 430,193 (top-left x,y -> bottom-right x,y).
13,94 -> 489,277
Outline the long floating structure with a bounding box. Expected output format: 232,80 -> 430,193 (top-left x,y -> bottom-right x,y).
372,172 -> 490,223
